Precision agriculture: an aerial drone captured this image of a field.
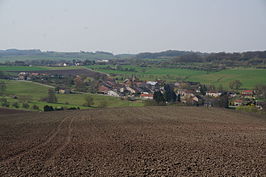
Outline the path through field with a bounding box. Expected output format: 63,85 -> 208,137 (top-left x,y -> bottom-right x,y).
0,107 -> 265,176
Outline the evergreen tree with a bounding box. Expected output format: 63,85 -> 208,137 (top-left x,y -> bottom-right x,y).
164,84 -> 176,102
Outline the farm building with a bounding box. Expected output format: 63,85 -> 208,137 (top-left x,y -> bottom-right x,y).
206,91 -> 222,98
241,90 -> 254,98
107,91 -> 120,97
98,85 -> 110,94
140,93 -> 153,100
233,99 -> 244,107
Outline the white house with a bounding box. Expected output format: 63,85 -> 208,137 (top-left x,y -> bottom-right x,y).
206,92 -> 222,98
126,87 -> 136,94
146,81 -> 157,86
107,91 -> 120,97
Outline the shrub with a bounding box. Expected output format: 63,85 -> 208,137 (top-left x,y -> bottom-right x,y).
0,98 -> 8,107
22,103 -> 30,109
32,105 -> 39,110
67,107 -> 79,110
44,105 -> 54,112
12,102 -> 20,108
1,98 -> 10,107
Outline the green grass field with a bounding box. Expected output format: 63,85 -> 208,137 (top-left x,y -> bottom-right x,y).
0,66 -> 86,71
189,68 -> 266,89
86,65 -> 208,81
1,80 -> 143,111
0,66 -> 46,71
86,65 -> 266,89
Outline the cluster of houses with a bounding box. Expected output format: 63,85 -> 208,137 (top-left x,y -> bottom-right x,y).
95,76 -> 265,110
47,59 -> 109,67
96,77 -> 159,100
231,90 -> 264,110
15,72 -> 265,110
17,72 -> 48,80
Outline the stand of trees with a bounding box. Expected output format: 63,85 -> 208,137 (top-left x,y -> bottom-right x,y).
153,84 -> 178,105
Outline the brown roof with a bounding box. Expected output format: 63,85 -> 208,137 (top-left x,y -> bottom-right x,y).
98,85 -> 110,93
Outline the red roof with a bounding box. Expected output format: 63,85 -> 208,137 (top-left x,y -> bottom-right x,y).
242,90 -> 253,95
243,90 -> 253,93
234,99 -> 243,103
140,94 -> 153,97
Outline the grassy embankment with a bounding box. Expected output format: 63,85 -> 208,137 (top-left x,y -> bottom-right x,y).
0,80 -> 143,111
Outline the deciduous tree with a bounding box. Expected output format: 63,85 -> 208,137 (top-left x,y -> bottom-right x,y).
84,95 -> 94,107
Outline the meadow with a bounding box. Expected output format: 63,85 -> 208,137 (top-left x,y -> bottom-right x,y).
0,66 -> 85,71
189,68 -> 266,89
1,80 -> 143,111
86,65 -> 208,81
86,65 -> 266,89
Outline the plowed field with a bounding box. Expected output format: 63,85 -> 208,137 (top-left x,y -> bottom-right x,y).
0,107 -> 265,176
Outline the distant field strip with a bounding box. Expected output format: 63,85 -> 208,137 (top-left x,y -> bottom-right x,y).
0,66 -> 47,71
0,66 -> 86,71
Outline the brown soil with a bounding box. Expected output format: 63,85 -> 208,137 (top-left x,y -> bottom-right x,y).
0,108 -> 29,115
0,107 -> 265,176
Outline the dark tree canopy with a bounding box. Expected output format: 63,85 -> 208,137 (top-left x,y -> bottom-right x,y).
164,84 -> 177,102
153,91 -> 165,104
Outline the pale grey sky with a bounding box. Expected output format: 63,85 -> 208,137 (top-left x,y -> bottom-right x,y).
0,0 -> 265,54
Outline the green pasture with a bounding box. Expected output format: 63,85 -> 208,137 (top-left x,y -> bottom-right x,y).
86,65 -> 208,81
1,80 -> 143,111
0,66 -> 86,71
189,68 -> 266,89
86,65 -> 266,89
0,66 -> 46,71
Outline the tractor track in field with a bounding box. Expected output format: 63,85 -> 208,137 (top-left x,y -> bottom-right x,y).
44,116 -> 74,167
0,115 -> 69,165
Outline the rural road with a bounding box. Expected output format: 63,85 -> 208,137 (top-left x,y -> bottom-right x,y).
0,107 -> 265,176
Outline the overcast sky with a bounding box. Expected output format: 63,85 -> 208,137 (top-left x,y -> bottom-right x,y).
0,0 -> 265,54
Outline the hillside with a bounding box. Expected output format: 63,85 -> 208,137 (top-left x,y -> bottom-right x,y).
0,79 -> 143,111
0,49 -> 117,62
87,65 -> 266,89
0,106 -> 265,176
1,49 -> 266,68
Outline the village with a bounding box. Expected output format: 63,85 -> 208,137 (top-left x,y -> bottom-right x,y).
15,71 -> 265,111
